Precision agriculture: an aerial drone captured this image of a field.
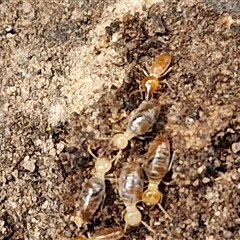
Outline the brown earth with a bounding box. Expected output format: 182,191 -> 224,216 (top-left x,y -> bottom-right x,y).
0,0 -> 240,240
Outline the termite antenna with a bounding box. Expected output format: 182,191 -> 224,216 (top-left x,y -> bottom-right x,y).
157,203 -> 172,220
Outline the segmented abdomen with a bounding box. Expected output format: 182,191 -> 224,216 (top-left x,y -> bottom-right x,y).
78,176 -> 105,222
118,162 -> 144,204
145,136 -> 171,182
92,227 -> 124,240
150,53 -> 172,78
128,99 -> 160,136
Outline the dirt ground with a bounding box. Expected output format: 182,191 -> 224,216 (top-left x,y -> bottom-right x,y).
0,0 -> 240,240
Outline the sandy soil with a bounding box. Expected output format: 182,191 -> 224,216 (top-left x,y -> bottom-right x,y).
0,0 -> 240,239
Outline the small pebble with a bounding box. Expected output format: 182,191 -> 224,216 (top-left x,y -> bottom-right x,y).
232,142 -> 240,153
145,236 -> 153,240
214,211 -> 220,217
192,179 -> 199,187
206,236 -> 216,240
22,156 -> 35,172
202,177 -> 210,184
197,165 -> 205,174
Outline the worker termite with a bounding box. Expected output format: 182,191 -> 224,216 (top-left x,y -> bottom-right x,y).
71,146 -> 114,227
141,53 -> 172,100
74,227 -> 124,240
112,99 -> 160,150
142,135 -> 173,219
118,161 -> 155,233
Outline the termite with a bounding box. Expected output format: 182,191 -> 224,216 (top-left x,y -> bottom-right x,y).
118,162 -> 155,233
71,146 -> 115,227
112,99 -> 160,150
142,135 -> 173,219
141,53 -> 172,100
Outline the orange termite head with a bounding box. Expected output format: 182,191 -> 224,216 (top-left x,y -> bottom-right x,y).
141,76 -> 159,100
142,187 -> 163,206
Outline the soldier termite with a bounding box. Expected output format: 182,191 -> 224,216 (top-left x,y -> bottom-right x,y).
74,227 -> 124,240
142,135 -> 173,219
118,161 -> 155,233
71,146 -> 115,227
141,53 -> 172,100
112,99 -> 160,150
